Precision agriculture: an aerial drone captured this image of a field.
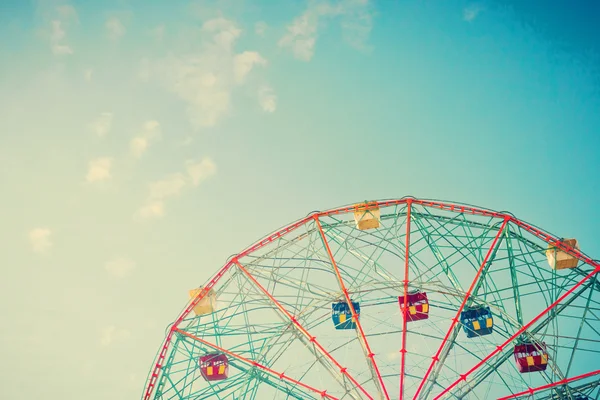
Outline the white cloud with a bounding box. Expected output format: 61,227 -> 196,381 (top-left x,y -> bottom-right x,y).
258,86 -> 277,113
86,157 -> 112,183
88,112 -> 113,137
29,228 -> 52,253
52,43 -> 73,55
149,173 -> 187,199
463,4 -> 483,21
105,257 -> 136,278
186,158 -> 217,186
56,5 -> 78,22
50,19 -> 66,42
50,20 -> 73,55
136,173 -> 186,219
278,10 -> 320,62
106,17 -> 126,40
233,51 -> 267,83
141,18 -> 267,129
279,0 -> 374,61
100,326 -> 131,346
137,159 -> 216,219
42,4 -> 78,56
137,201 -> 164,219
84,68 -> 93,81
130,120 -> 161,158
130,138 -> 148,158
202,17 -> 241,50
254,21 -> 267,36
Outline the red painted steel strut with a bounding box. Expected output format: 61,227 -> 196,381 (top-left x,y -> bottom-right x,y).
314,215 -> 391,400
174,329 -> 340,399
233,260 -> 374,400
412,217 -> 509,400
496,369 -> 600,400
399,199 -> 412,399
433,267 -> 600,400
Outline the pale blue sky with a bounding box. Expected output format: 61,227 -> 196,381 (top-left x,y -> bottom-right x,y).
0,0 -> 599,399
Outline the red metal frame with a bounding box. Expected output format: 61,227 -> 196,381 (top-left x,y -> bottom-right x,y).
314,215 -> 391,400
412,217 -> 509,399
496,369 -> 600,399
175,329 -> 340,399
142,197 -> 600,400
233,260 -> 374,399
433,268 -> 600,400
399,199 -> 412,399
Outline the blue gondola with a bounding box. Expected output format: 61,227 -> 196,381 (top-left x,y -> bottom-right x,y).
460,305 -> 493,338
332,300 -> 360,330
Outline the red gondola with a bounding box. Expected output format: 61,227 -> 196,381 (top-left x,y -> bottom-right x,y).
199,353 -> 229,381
398,291 -> 429,322
513,342 -> 548,373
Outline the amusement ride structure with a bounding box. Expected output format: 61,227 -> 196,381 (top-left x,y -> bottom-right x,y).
142,197 -> 600,399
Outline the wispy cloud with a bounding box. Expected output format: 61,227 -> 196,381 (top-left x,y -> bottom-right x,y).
254,21 -> 268,36
29,228 -> 52,253
136,158 -> 216,219
279,0 -> 374,62
463,4 -> 483,22
49,4 -> 78,55
105,257 -> 136,278
50,20 -> 73,55
137,173 -> 187,219
106,16 -> 126,40
233,51 -> 267,84
140,18 -> 268,129
186,158 -> 217,186
258,86 -> 277,113
56,4 -> 78,22
137,201 -> 165,219
88,112 -> 113,137
130,120 -> 161,158
148,173 -> 187,199
86,157 -> 112,183
37,2 -> 79,55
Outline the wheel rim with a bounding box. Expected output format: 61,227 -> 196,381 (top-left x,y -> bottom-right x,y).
143,198 -> 600,400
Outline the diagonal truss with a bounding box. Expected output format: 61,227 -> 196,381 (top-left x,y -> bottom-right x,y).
174,328 -> 340,399
433,267 -> 600,399
454,274 -> 598,399
413,216 -> 510,399
233,259 -> 371,399
497,369 -> 600,399
314,215 -> 391,400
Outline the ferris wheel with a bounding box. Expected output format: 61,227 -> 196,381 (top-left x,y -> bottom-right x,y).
142,197 -> 600,399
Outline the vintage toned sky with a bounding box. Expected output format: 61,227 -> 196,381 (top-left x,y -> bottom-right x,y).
0,0 -> 599,399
